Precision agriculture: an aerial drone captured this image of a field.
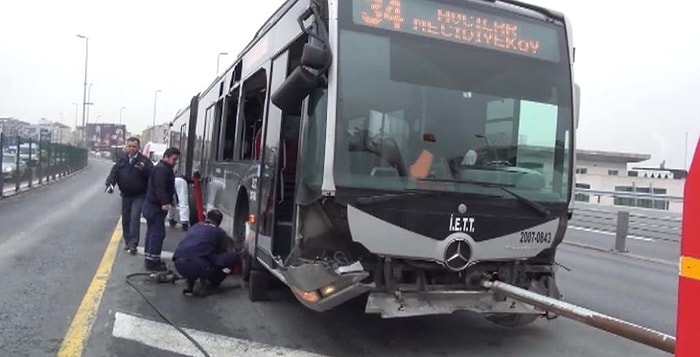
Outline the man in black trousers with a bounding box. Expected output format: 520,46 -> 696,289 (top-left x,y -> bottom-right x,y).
143,147 -> 180,271
105,137 -> 153,255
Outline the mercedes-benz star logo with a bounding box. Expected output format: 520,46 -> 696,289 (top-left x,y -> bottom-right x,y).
458,204 -> 467,214
444,239 -> 471,271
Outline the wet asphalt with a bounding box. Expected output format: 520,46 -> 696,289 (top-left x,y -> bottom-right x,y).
0,159 -> 120,356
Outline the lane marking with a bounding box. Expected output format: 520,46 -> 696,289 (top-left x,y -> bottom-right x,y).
112,311 -> 328,357
680,256 -> 700,281
57,220 -> 123,357
569,226 -> 656,242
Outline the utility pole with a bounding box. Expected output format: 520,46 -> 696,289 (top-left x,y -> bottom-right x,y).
72,102 -> 79,129
153,89 -> 162,129
685,131 -> 689,170
120,106 -> 126,125
76,34 -> 89,147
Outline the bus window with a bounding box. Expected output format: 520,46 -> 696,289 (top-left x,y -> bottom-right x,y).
240,70 -> 267,161
221,89 -> 240,161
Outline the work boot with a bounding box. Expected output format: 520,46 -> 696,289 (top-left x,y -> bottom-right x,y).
182,278 -> 197,296
145,260 -> 168,272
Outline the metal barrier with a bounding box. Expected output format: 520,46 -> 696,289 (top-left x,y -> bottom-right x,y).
0,133 -> 88,199
571,189 -> 683,252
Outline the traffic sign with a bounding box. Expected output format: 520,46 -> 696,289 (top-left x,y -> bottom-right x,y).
677,138 -> 700,356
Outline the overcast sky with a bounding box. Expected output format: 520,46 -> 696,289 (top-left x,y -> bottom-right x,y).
1,0 -> 698,169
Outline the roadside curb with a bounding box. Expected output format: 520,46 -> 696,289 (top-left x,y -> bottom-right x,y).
0,165 -> 90,200
562,241 -> 677,268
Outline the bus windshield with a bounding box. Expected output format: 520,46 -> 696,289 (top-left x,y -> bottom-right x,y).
334,0 -> 573,203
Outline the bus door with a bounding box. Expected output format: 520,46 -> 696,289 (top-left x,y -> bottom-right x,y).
259,51 -> 294,260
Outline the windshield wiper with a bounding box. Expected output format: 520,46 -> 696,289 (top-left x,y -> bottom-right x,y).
417,178 -> 551,218
498,186 -> 551,218
355,190 -> 435,206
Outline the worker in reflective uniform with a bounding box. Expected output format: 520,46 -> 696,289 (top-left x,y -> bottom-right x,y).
173,209 -> 241,296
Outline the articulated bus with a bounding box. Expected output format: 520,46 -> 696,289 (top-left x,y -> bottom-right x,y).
169,0 -> 580,325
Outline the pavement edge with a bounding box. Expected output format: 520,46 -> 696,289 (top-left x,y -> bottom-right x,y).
56,219 -> 123,357
0,164 -> 90,200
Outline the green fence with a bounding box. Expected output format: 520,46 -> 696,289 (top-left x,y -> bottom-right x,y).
0,133 -> 88,198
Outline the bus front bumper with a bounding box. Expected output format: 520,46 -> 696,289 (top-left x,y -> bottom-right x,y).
364,290 -> 542,319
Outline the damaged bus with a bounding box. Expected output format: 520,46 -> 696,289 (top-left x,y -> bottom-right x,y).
169,0 -> 580,325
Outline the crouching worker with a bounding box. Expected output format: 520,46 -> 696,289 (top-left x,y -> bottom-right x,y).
173,209 -> 241,296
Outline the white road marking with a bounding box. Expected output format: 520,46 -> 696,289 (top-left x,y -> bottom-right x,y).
568,226 -> 656,242
112,311 -> 328,357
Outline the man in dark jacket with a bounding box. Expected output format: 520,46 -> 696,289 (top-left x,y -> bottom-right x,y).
173,209 -> 241,296
142,147 -> 180,271
105,137 -> 153,254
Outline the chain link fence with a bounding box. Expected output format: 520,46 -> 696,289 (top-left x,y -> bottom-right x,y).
0,133 -> 88,198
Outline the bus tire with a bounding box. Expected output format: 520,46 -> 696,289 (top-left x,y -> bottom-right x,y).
248,269 -> 269,302
485,278 -> 548,327
241,251 -> 252,283
486,313 -> 540,327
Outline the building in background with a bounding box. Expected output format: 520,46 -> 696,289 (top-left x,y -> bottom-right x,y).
86,123 -> 126,150
141,123 -> 171,145
37,119 -> 72,144
1,117 -> 73,145
0,117 -> 31,141
574,149 -> 686,212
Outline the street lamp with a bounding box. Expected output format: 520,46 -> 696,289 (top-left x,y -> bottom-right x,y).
76,34 -> 89,146
119,106 -> 126,125
216,52 -> 229,75
153,89 -> 162,128
86,83 -> 94,125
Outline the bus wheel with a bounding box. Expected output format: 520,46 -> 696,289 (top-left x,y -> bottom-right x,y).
248,269 -> 269,302
485,278 -> 548,327
485,313 -> 540,327
241,251 -> 251,283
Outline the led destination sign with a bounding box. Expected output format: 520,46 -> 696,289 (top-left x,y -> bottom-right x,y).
353,0 -> 560,62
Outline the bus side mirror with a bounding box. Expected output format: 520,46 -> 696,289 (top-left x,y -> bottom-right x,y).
574,83 -> 581,128
271,66 -> 319,113
301,43 -> 329,70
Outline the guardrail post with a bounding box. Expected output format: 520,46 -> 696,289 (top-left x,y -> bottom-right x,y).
15,135 -> 21,193
0,133 -> 4,197
27,138 -> 33,188
614,211 -> 630,253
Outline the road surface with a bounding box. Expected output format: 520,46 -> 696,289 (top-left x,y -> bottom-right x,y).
0,161 -> 677,356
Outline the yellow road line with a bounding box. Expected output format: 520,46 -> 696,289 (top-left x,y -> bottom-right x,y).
57,220 -> 122,357
680,255 -> 700,282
